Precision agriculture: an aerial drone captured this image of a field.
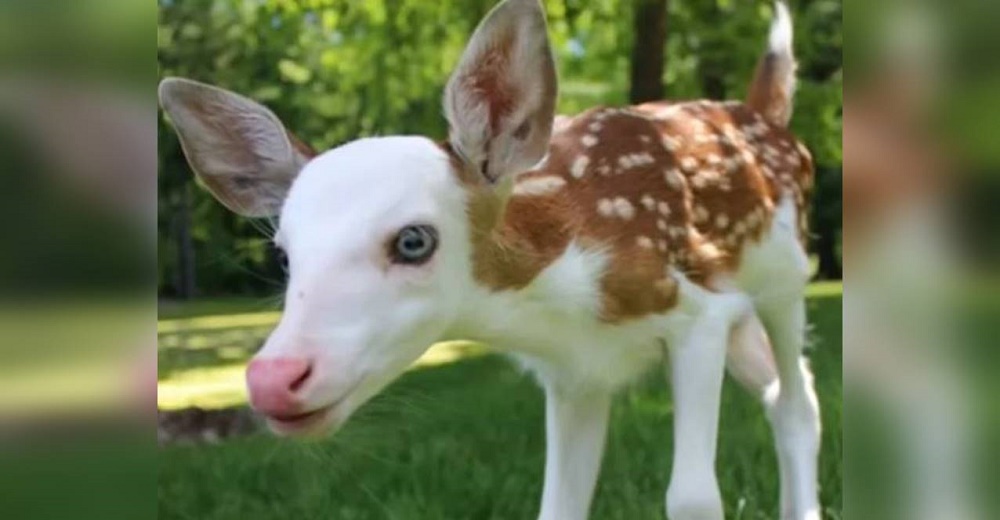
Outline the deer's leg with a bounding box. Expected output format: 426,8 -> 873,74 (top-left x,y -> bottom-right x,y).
725,312 -> 779,398
757,298 -> 821,520
724,312 -> 802,515
537,380 -> 612,520
665,292 -> 751,520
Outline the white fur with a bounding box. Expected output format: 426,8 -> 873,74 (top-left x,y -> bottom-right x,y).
259,136 -> 472,431
769,2 -> 794,57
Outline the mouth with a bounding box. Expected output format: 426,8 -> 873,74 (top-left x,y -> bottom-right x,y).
264,404 -> 337,436
260,376 -> 368,437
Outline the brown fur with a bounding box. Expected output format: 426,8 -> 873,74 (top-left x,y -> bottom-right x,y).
448,100 -> 814,322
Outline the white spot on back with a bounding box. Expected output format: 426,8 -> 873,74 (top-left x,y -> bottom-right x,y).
582,134 -> 599,147
613,197 -> 635,220
680,156 -> 698,172
694,205 -> 709,223
664,168 -> 684,189
655,105 -> 683,119
512,175 -> 567,196
725,157 -> 743,173
633,152 -> 655,166
715,213 -> 729,229
597,198 -> 615,217
570,155 -> 591,179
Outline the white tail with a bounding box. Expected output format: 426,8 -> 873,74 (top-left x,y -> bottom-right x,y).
159,1 -> 821,519
747,1 -> 798,127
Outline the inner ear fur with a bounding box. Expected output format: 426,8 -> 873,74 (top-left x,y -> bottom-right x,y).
159,77 -> 315,217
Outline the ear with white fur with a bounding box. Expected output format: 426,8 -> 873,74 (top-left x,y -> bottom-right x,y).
158,77 -> 315,217
443,0 -> 557,184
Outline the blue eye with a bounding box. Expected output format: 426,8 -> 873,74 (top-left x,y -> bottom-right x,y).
392,225 -> 438,265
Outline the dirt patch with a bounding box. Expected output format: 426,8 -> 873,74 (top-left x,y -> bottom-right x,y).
158,407 -> 259,446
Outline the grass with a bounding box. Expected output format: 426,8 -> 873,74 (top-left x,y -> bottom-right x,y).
158,284 -> 842,519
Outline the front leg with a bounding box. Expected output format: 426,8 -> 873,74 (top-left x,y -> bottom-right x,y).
537,381 -> 612,520
666,293 -> 752,520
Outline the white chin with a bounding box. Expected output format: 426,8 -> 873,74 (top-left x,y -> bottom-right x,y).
265,405 -> 341,438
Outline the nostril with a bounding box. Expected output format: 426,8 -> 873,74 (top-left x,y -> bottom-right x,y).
246,357 -> 314,415
289,363 -> 312,393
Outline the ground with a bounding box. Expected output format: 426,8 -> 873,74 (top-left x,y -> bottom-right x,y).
158,282 -> 842,519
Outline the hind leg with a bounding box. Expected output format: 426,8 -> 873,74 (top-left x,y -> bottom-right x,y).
725,313 -> 779,399
665,292 -> 753,520
757,297 -> 822,520
725,312 -> 805,519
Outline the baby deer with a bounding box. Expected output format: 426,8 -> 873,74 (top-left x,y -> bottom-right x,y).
159,1 -> 820,519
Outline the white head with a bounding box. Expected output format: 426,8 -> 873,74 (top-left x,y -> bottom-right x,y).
158,0 -> 557,436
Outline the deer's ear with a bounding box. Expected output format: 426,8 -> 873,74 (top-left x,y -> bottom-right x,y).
158,78 -> 315,217
443,0 -> 557,185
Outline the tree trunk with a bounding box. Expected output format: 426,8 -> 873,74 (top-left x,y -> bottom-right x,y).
174,183 -> 197,299
629,0 -> 668,104
814,213 -> 842,280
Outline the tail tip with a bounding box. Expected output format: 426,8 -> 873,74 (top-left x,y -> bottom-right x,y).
768,1 -> 793,54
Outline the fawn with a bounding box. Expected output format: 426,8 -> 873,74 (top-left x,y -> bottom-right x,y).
159,1 -> 821,518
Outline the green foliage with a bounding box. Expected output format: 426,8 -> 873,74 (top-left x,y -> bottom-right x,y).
158,0 -> 842,297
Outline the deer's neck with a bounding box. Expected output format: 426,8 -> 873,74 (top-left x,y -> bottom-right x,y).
466,186 -> 578,292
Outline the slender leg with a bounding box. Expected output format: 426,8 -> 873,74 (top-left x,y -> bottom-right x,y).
724,313 -> 795,513
758,298 -> 822,520
666,293 -> 751,520
725,313 -> 779,398
537,382 -> 612,520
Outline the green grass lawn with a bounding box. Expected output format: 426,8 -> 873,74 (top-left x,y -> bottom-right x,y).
159,283 -> 842,519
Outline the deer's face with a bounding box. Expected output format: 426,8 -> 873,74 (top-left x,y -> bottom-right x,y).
250,137 -> 469,435
159,0 -> 557,437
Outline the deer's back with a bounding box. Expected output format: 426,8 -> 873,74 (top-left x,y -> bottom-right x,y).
498,101 -> 813,322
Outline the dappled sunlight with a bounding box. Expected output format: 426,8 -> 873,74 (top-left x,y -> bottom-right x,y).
806,280 -> 843,299
158,363 -> 249,410
157,337 -> 487,411
157,311 -> 281,334
412,341 -> 486,369
156,284 -> 841,411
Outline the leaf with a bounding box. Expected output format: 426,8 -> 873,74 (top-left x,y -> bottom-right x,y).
278,59 -> 312,84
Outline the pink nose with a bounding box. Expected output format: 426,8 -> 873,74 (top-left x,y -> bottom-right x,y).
245,357 -> 313,417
